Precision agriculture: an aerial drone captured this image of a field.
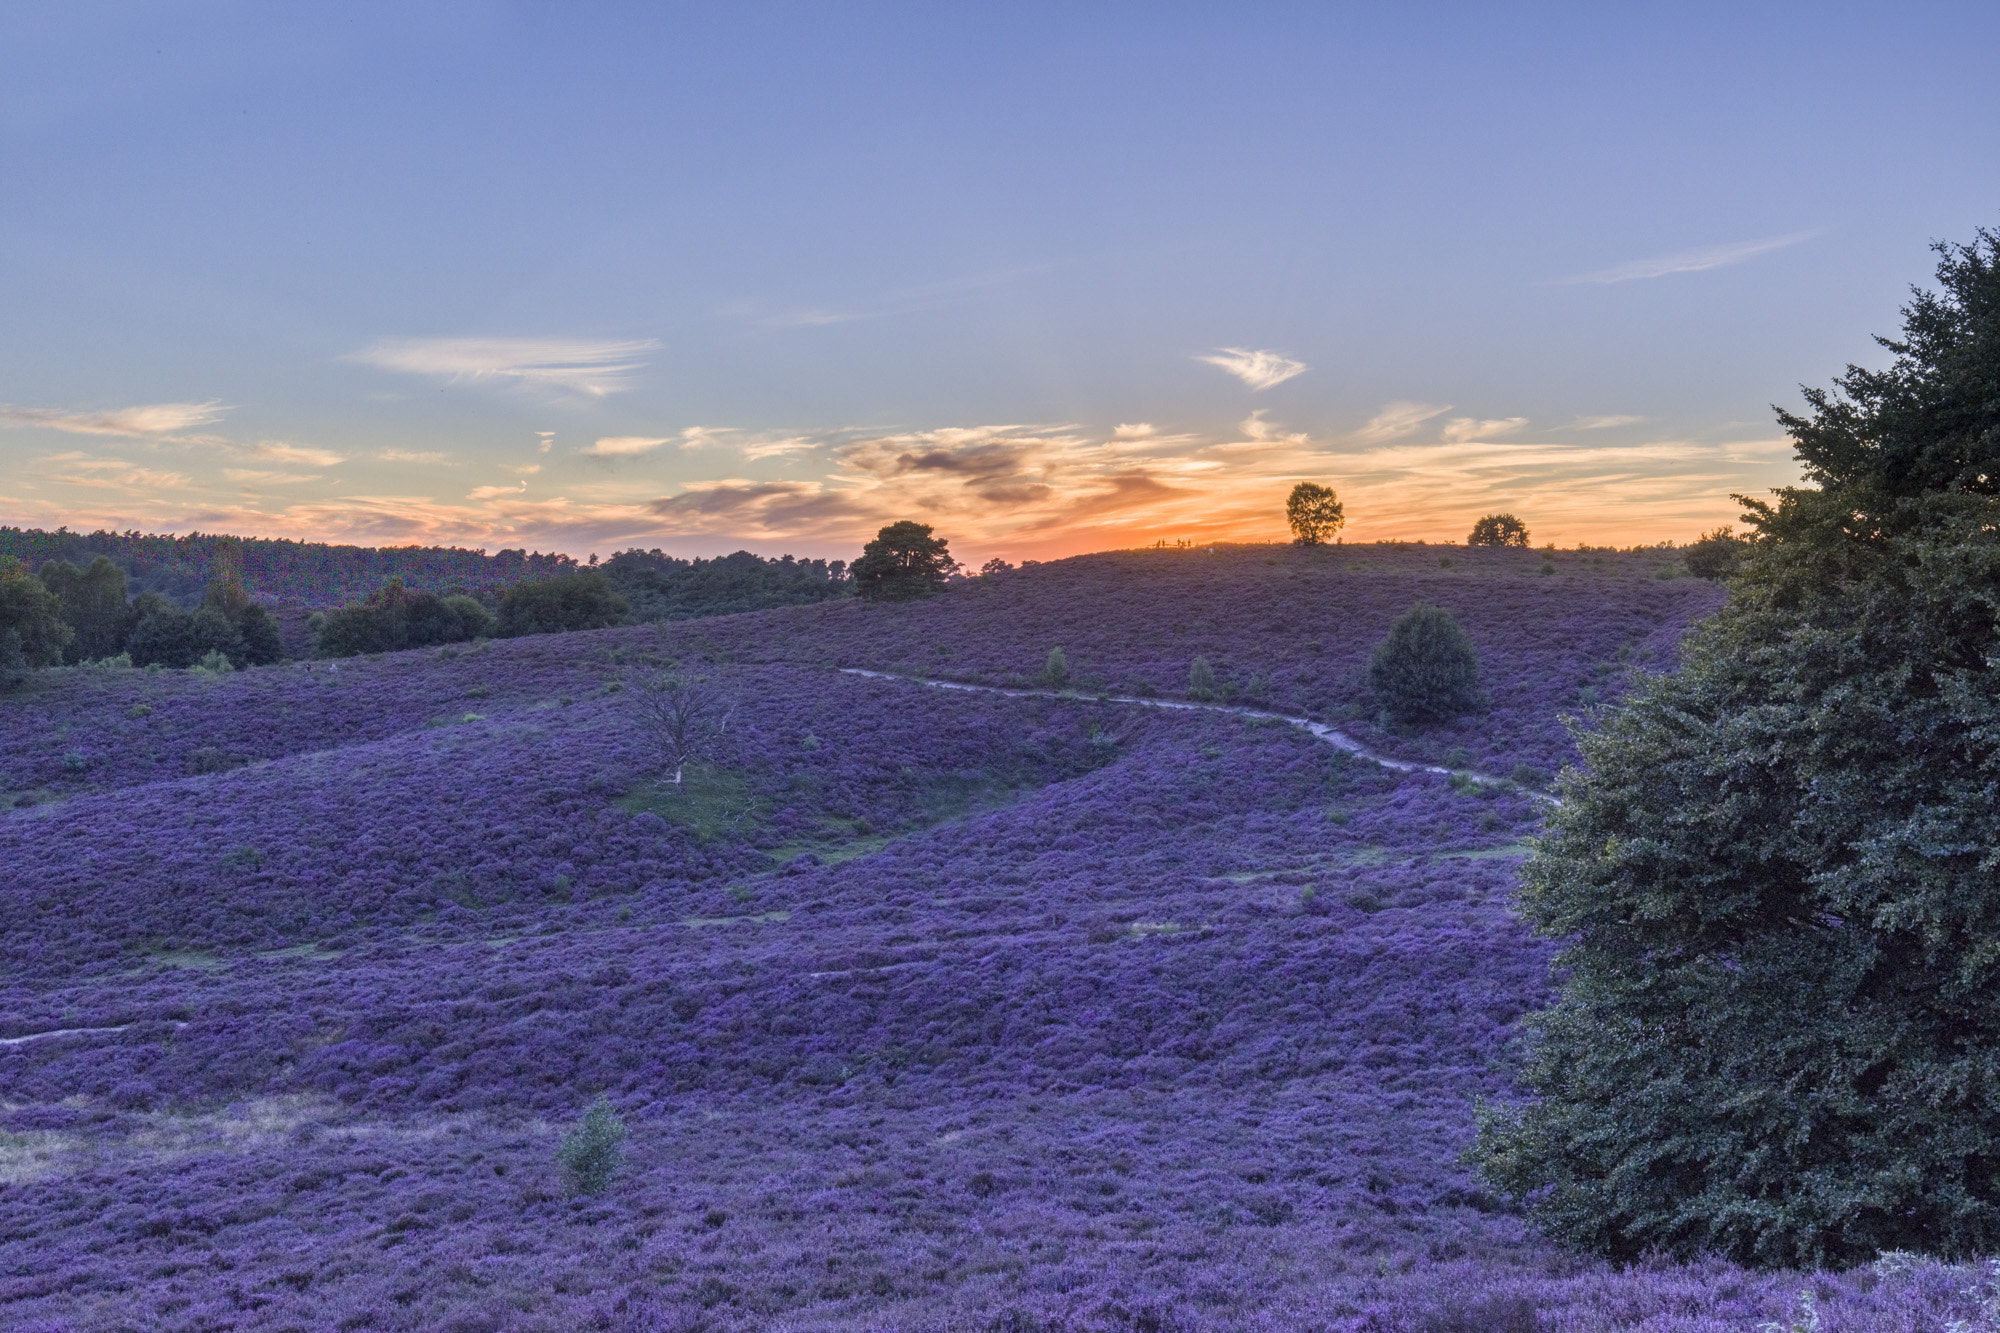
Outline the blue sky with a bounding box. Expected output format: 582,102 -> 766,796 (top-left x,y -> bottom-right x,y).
2,2 -> 1996,561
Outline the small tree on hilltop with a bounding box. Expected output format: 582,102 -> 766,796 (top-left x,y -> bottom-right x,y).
634,671 -> 733,785
1367,603 -> 1481,723
852,521 -> 959,601
1286,482 -> 1346,545
1467,513 -> 1530,547
1472,226 -> 2000,1267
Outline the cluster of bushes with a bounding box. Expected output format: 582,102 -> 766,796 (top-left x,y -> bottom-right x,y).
0,552 -> 282,688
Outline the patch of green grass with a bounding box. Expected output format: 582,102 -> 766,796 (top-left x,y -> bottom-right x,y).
617,764 -> 765,842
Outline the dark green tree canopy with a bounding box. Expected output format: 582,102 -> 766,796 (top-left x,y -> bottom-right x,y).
0,566 -> 73,686
1285,482 -> 1346,545
1366,602 -> 1481,723
852,521 -> 958,601
1467,513 -> 1530,547
1474,226 -> 2000,1267
39,556 -> 130,662
497,570 -> 629,637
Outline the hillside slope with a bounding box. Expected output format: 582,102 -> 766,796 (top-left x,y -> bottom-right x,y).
0,556 -> 1976,1331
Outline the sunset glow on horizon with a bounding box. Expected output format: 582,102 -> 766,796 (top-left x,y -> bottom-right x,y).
3,5 -> 1989,564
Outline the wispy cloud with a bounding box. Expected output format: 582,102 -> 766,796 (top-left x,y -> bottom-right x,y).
500,462 -> 542,476
0,400 -> 228,439
379,448 -> 452,463
1564,415 -> 1647,430
1350,400 -> 1452,444
1196,348 -> 1306,391
468,481 -> 528,500
348,337 -> 658,397
249,440 -> 346,467
1114,423 -> 1156,441
1563,231 -> 1818,285
38,453 -> 193,492
1440,416 -> 1528,444
223,468 -> 321,485
584,436 -> 669,457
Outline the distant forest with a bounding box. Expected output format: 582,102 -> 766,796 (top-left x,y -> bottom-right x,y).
0,527 -> 577,608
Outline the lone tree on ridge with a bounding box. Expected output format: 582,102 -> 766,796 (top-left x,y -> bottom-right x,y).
1285,482 -> 1346,545
852,521 -> 959,601
1467,513 -> 1530,547
1471,226 -> 2000,1267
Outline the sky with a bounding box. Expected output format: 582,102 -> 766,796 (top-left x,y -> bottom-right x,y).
2,2 -> 1997,565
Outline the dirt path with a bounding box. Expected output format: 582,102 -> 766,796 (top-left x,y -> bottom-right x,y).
839,668 -> 1559,805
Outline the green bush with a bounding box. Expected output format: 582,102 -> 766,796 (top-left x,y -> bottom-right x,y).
557,1097 -> 627,1196
1038,647 -> 1069,689
1188,655 -> 1217,700
1366,603 -> 1482,723
1683,525 -> 1750,580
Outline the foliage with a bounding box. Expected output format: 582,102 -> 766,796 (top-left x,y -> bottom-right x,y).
1188,654 -> 1217,700
0,524 -> 576,609
1473,227 -> 2000,1267
316,578 -> 491,657
602,548 -> 848,621
1367,603 -> 1483,722
852,520 -> 959,601
38,556 -> 131,662
980,557 -> 1013,576
0,568 -> 73,687
632,671 -> 734,784
1683,525 -> 1750,580
1468,514 -> 1530,547
556,1097 -> 628,1196
497,570 -> 629,637
1039,646 -> 1069,689
1286,481 -> 1346,545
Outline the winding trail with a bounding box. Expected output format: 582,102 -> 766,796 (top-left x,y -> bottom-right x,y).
838,668 -> 1559,805
0,1021 -> 187,1048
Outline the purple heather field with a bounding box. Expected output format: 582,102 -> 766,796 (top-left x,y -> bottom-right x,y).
0,547 -> 1982,1330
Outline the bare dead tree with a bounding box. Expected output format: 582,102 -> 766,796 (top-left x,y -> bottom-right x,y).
632,671 -> 734,785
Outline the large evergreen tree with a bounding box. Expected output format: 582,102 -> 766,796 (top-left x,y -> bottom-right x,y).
1474,227 -> 2000,1267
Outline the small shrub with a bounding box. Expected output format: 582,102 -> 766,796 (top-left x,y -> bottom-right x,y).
1038,647 -> 1069,689
557,1097 -> 627,1196
1187,656 -> 1217,700
1683,525 -> 1750,580
194,649 -> 235,675
1367,603 -> 1483,723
